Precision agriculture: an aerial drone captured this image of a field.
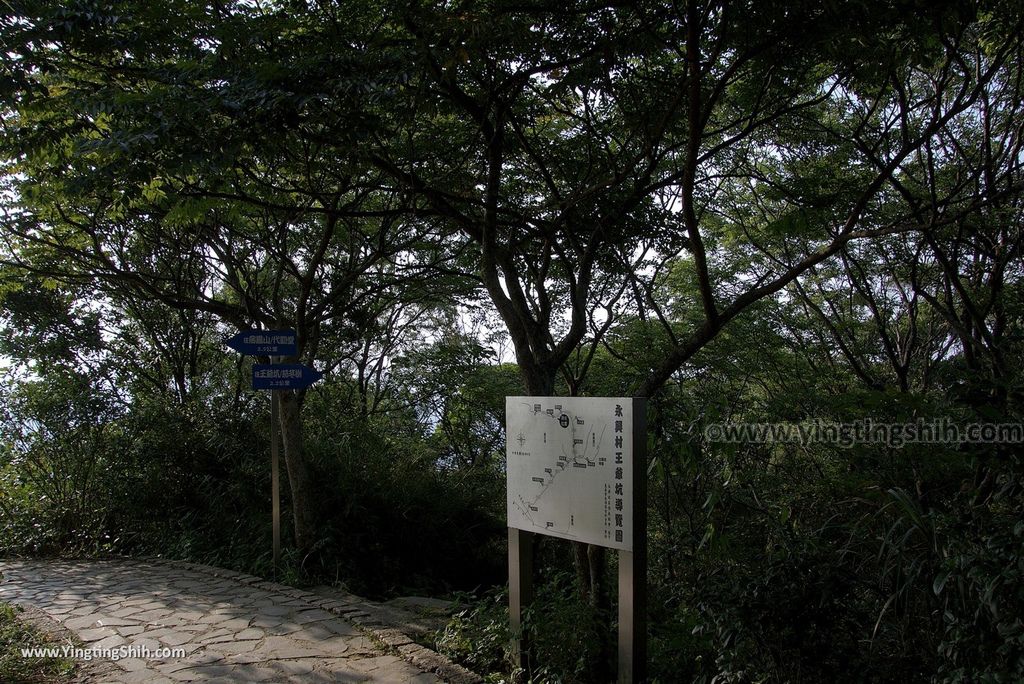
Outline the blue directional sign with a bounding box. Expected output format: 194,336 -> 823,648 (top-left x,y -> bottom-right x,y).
252,364 -> 322,390
225,330 -> 297,356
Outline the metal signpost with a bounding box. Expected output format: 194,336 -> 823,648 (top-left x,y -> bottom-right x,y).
506,396 -> 647,683
224,330 -> 321,575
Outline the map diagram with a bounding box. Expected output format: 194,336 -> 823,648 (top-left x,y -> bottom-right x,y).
506,397 -> 635,551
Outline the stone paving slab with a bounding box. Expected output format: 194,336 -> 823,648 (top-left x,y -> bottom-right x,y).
0,558 -> 468,683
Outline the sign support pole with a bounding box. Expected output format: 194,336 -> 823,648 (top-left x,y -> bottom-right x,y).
271,387 -> 281,577
225,330 -> 308,581
508,528 -> 534,678
618,398 -> 647,684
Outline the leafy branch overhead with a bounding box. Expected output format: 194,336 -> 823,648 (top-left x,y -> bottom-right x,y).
1,2 -> 1023,680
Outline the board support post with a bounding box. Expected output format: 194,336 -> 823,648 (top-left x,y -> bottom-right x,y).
508,527 -> 534,678
618,397 -> 647,683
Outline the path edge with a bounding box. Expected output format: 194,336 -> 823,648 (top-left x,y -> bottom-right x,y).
7,601 -> 123,683
134,556 -> 483,684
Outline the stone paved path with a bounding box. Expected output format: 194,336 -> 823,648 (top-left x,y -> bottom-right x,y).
0,558 -> 446,683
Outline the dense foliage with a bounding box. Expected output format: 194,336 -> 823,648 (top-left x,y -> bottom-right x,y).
2,0 -> 1022,682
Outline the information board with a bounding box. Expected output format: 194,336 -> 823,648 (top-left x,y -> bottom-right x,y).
506,396 -> 636,551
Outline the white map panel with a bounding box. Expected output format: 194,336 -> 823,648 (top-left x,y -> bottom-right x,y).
506,397 -> 635,551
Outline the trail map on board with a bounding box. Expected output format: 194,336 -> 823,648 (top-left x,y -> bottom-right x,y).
506,397 -> 635,551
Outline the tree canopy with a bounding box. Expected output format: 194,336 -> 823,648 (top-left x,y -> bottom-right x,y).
2,1 -> 1023,681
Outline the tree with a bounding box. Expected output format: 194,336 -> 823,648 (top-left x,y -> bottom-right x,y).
1,0 -> 471,554
3,1 -> 1023,677
360,0 -> 1023,675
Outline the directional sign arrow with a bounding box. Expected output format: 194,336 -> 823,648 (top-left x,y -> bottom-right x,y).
252,363 -> 322,391
225,330 -> 297,357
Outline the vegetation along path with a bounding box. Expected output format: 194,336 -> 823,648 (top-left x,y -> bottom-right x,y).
0,558 -> 478,683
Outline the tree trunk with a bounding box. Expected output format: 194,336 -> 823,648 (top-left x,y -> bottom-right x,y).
518,363 -> 554,398
277,390 -> 315,554
571,543 -> 608,608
